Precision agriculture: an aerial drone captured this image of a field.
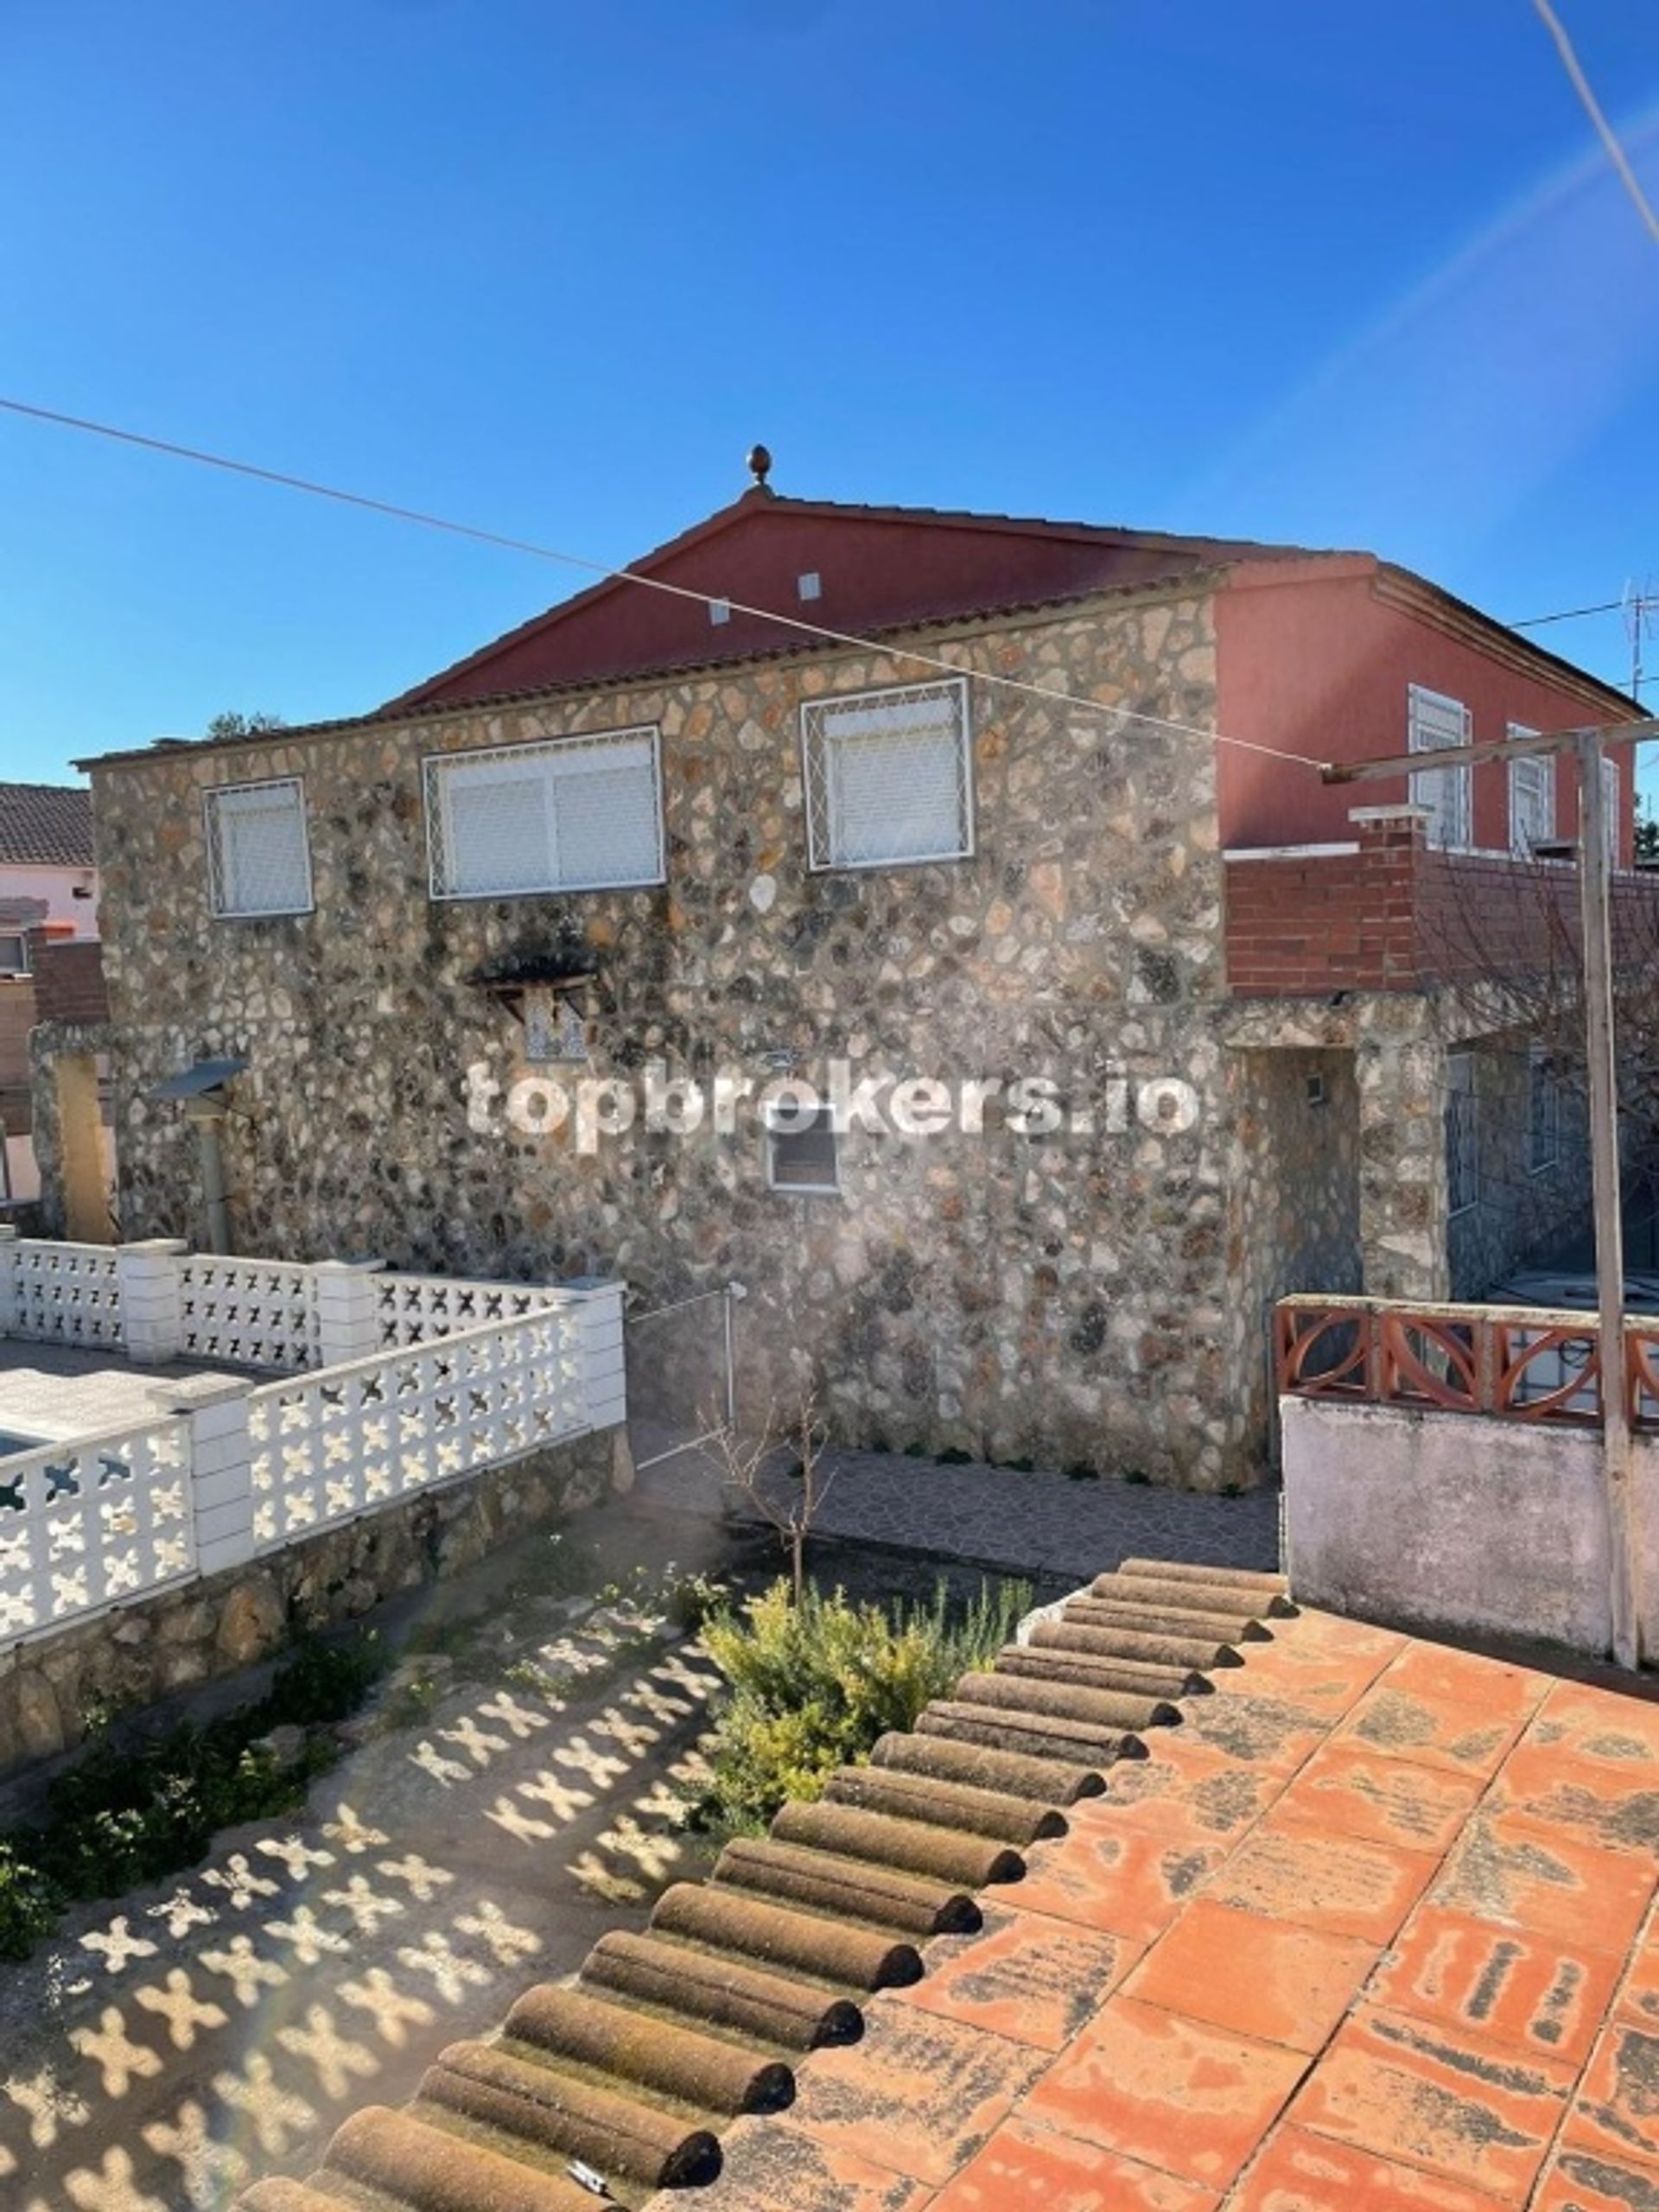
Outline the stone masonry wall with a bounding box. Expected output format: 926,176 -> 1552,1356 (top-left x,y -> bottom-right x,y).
0,1427 -> 619,1775
1227,1045 -> 1363,1455
92,589 -> 1281,1487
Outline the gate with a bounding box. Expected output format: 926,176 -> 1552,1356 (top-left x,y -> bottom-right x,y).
626,1285 -> 740,1473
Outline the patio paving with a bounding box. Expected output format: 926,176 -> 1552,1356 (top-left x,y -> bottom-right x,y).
749,1445 -> 1283,1584
0,1340 -> 244,1445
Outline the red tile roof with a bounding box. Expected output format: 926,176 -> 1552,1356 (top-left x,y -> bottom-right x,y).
0,781 -> 93,868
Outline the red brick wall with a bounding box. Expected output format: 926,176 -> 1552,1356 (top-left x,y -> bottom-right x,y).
1227,817 -> 1659,998
1225,819 -> 1421,995
30,937 -> 108,1025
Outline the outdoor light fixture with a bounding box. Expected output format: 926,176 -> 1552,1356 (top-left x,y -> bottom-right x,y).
465,951 -> 600,1065
149,1056 -> 248,1255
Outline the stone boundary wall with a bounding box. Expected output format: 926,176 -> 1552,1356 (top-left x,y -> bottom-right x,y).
0,1425 -> 625,1775
1280,1394 -> 1652,1657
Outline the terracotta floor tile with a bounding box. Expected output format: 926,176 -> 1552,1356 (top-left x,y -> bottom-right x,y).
1567,2019 -> 1659,2169
1124,1897 -> 1377,2052
1377,1642 -> 1552,1726
1230,2124 -> 1524,2210
1617,1940 -> 1659,2032
898,1905 -> 1138,2051
1013,1818 -> 1226,1944
1276,1743 -> 1485,1856
1278,1612 -> 1409,1669
1211,1639 -> 1398,1715
1022,1995 -> 1306,2190
692,2119 -> 938,2210
1069,1747 -> 1280,1852
1428,1811 -> 1657,1954
1370,1902 -> 1621,2069
1178,1689 -> 1338,1779
1485,1742 -> 1659,1863
790,2001 -> 1046,2188
1335,1688 -> 1526,1782
1531,1683 -> 1659,1774
1206,1817 -> 1437,1943
1534,2140 -> 1659,2209
1288,2002 -> 1574,2199
929,2116 -> 1221,2210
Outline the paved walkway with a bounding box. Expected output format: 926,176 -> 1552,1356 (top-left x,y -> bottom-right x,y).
0,1469 -> 741,2211
749,1446 -> 1283,1586
0,1342 -> 242,1446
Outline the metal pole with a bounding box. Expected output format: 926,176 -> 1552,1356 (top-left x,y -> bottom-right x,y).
1579,731 -> 1639,1666
722,1286 -> 738,1431
187,1096 -> 232,1255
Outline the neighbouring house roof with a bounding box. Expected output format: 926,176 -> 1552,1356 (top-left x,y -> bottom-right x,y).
236,1560 -> 1659,2212
0,782 -> 93,868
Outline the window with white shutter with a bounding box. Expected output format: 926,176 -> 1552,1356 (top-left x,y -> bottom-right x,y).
204,779 -> 314,918
1507,734 -> 1554,855
425,728 -> 664,899
801,679 -> 972,869
1408,686 -> 1472,852
1602,753 -> 1621,866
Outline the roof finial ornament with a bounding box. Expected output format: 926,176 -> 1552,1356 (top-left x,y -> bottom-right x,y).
747,443 -> 773,493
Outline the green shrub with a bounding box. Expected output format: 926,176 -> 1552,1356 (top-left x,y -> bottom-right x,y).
0,1630 -> 389,1951
0,1841 -> 59,1962
694,1575 -> 1031,1834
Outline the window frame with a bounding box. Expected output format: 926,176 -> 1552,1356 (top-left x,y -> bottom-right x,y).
1408,684 -> 1473,853
0,932 -> 30,978
1602,753 -> 1621,868
763,1101 -> 842,1197
1506,729 -> 1554,857
423,726 -> 667,902
800,677 -> 975,874
203,776 -> 315,921
1446,1051 -> 1479,1217
1528,1045 -> 1560,1175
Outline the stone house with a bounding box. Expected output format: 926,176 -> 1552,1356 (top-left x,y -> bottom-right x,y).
64,473 -> 1646,1486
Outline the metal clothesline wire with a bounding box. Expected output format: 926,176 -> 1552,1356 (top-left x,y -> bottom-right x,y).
0,393 -> 1325,772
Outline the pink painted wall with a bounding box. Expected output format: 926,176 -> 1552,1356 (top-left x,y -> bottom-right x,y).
1215,562 -> 1634,864
0,861 -> 99,938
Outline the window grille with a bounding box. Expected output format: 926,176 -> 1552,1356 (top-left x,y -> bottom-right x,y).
766,1103 -> 841,1194
425,728 -> 664,899
801,679 -> 972,870
1507,735 -> 1553,855
204,779 -> 313,918
1408,686 -> 1471,852
1529,1046 -> 1560,1173
1446,1052 -> 1479,1216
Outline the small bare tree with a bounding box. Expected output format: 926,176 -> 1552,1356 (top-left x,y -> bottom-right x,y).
708,1387 -> 833,1605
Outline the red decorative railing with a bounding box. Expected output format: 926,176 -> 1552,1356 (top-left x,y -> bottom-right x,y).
1275,1295 -> 1659,1428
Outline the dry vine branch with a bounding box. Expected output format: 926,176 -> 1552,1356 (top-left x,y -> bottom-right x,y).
707,1388 -> 835,1605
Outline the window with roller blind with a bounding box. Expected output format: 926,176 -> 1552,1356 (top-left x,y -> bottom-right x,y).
800,679 -> 973,870
424,727 -> 665,899
204,779 -> 314,918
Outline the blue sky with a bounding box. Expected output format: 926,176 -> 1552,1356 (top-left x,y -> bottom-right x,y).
1,1 -> 1656,786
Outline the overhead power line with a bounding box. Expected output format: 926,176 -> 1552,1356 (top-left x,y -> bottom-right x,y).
1531,0 -> 1659,245
0,395 -> 1322,772
1511,599 -> 1626,629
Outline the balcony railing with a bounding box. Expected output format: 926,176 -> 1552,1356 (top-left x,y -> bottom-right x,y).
1276,1293 -> 1659,1426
